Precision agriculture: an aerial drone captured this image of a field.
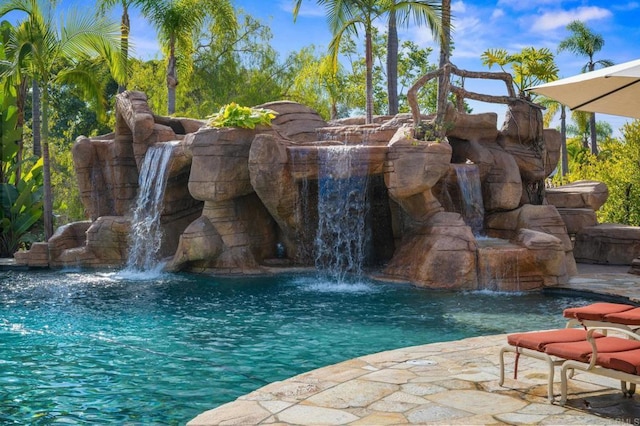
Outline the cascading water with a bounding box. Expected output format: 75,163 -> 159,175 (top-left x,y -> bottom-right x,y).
125,142 -> 177,273
454,164 -> 485,236
315,145 -> 370,282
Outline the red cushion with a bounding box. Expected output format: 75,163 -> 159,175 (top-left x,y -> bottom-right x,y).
596,348 -> 640,375
604,307 -> 640,326
544,337 -> 640,362
507,329 -> 592,351
563,302 -> 635,321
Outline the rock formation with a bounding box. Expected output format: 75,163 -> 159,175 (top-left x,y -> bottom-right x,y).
16,90 -> 582,291
547,180 -> 640,267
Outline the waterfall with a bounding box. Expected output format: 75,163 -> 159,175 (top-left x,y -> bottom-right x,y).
126,142 -> 176,272
454,164 -> 485,236
477,238 -> 521,291
315,145 -> 370,282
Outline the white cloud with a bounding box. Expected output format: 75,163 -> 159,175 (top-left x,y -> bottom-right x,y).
532,6 -> 612,31
612,1 -> 640,11
496,0 -> 558,10
491,9 -> 505,20
452,1 -> 466,13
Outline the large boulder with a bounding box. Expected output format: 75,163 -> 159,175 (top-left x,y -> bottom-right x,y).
384,126 -> 452,221
546,180 -> 609,210
574,224 -> 640,265
383,212 -> 478,289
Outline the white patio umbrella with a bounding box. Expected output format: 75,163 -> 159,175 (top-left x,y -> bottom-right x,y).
528,58 -> 640,119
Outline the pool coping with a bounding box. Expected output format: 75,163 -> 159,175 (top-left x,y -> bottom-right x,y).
188,264 -> 640,425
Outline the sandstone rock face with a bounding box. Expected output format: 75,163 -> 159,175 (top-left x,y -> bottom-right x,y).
546,180 -> 609,210
262,100 -> 328,143
546,180 -> 608,239
476,229 -> 567,291
48,221 -> 92,264
556,208 -> 598,235
187,127 -> 259,202
21,93 -> 584,291
72,133 -> 138,219
483,145 -> 522,211
444,105 -> 499,143
383,212 -> 478,290
68,91 -> 203,265
384,127 -> 452,221
45,217 -> 131,268
574,224 -> 640,265
484,204 -> 577,277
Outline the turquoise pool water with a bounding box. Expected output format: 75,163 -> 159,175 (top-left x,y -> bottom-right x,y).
0,270 -> 592,424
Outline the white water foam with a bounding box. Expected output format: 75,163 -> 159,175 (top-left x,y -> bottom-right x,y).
315,145 -> 370,283
125,142 -> 177,273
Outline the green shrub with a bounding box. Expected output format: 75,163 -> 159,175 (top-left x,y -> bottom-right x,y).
207,102 -> 277,129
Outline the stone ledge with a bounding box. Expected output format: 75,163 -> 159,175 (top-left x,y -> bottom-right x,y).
574,224 -> 640,265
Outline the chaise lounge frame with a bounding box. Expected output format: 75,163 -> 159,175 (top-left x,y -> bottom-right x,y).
499,328 -> 584,402
559,326 -> 640,405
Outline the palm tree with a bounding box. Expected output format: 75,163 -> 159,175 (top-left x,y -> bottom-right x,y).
539,98 -> 569,177
0,0 -> 125,240
97,0 -> 138,93
139,0 -> 236,115
558,20 -> 613,156
387,1 -> 441,116
294,1 -> 441,121
436,0 -> 450,125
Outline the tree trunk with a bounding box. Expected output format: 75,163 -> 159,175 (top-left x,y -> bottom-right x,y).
589,113 -> 598,155
560,105 -> 569,176
32,79 -> 41,158
436,0 -> 451,135
118,6 -> 130,93
41,87 -> 53,240
386,9 -> 398,116
14,79 -> 28,185
331,102 -> 338,121
365,28 -> 374,124
167,38 -> 178,115
587,61 -> 598,156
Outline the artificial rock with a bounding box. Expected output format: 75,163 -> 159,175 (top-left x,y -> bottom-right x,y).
17,91 -> 587,291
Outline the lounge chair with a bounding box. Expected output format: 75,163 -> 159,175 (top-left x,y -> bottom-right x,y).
499,328 -> 604,401
559,327 -> 640,405
563,302 -> 638,331
501,302 -> 640,403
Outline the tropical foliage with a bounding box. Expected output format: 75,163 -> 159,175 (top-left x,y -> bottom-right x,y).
559,121 -> 640,226
0,79 -> 42,256
139,0 -> 237,115
481,47 -> 559,97
207,103 -> 277,129
0,0 -> 125,239
558,20 -> 613,155
293,0 -> 441,124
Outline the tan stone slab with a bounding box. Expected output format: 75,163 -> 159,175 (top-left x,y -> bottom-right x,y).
383,390 -> 430,405
349,411 -> 407,425
249,380 -> 324,402
401,382 -> 448,396
405,403 -> 472,424
298,360 -> 372,382
187,400 -> 271,425
276,405 -> 359,425
360,367 -> 417,384
427,389 -> 527,415
305,379 -> 398,409
368,399 -> 420,413
258,400 -> 294,414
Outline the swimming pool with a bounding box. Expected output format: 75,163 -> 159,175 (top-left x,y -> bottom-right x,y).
0,270 -> 593,424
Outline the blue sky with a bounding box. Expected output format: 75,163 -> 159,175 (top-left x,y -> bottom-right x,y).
7,0 -> 640,133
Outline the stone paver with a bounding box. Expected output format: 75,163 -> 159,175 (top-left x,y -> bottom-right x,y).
192,266 -> 640,425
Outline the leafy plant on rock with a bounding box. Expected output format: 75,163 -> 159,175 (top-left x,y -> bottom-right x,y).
207,102 -> 277,129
